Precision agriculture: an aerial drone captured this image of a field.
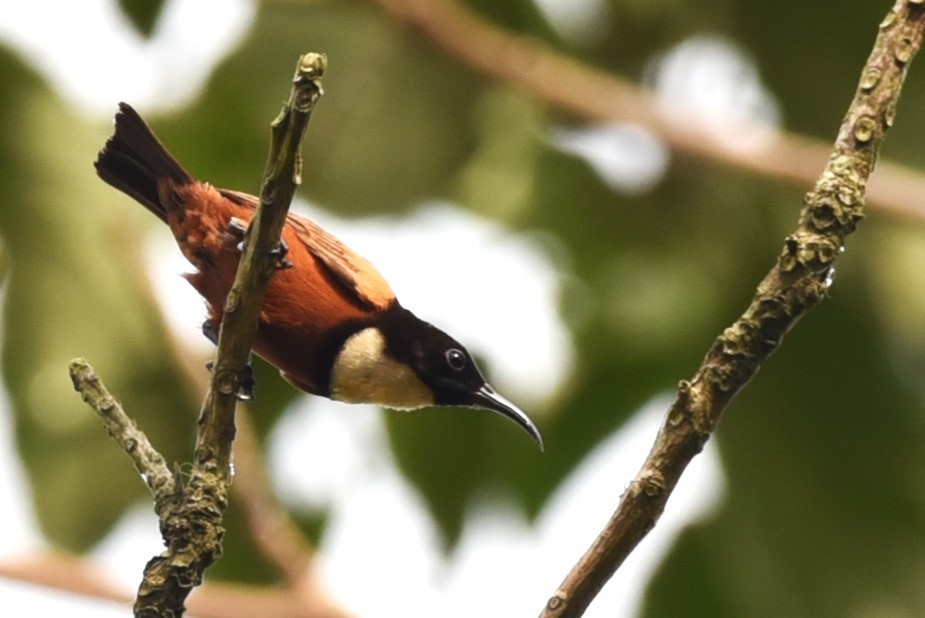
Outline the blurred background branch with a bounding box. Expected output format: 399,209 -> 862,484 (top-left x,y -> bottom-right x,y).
370,0 -> 925,221
0,551 -> 346,618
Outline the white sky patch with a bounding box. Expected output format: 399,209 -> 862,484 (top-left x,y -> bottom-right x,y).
303,394 -> 726,617
317,460 -> 448,617
531,0 -> 612,45
144,228 -> 215,356
90,506 -> 163,592
645,34 -> 782,153
0,580 -> 131,617
552,35 -> 781,192
268,399 -> 386,511
531,396 -> 725,616
551,123 -> 670,194
0,0 -> 253,116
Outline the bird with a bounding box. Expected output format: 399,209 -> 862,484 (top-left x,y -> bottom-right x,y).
94,102 -> 542,449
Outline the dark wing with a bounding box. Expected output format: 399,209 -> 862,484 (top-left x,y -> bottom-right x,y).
220,189 -> 396,312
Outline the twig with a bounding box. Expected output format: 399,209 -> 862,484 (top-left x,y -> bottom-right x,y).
68,359 -> 176,514
159,319 -> 326,587
161,338 -> 340,610
68,52 -> 327,618
538,3 -> 925,616
369,0 -> 925,222
132,52 -> 326,618
62,364 -> 347,616
192,50 -> 327,487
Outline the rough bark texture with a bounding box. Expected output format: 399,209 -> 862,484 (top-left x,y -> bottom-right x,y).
539,3 -> 925,616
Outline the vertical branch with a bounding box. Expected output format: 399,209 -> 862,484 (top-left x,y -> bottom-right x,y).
539,2 -> 925,617
132,53 -> 328,618
194,51 -> 327,484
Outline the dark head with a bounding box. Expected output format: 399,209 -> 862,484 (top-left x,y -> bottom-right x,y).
328,306 -> 543,449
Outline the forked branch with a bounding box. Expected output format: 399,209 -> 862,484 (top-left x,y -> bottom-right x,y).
70,52 -> 328,617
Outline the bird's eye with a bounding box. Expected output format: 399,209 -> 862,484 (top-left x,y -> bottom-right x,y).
445,348 -> 467,371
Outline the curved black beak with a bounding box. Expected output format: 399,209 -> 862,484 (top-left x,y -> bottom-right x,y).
473,384 -> 544,451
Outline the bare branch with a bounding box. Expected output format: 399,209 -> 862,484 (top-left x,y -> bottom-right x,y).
132,52 -> 327,618
68,358 -> 176,511
539,3 -> 925,616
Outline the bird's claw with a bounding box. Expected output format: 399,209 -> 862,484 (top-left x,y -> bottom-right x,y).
228,217 -> 248,237
202,321 -> 220,345
237,363 -> 257,401
227,217 -> 291,269
228,217 -> 248,252
203,321 -> 257,401
205,357 -> 257,402
269,239 -> 293,270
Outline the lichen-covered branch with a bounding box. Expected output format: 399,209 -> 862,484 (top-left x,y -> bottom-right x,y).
70,53 -> 327,618
68,359 -> 176,512
131,53 -> 326,618
539,3 -> 925,617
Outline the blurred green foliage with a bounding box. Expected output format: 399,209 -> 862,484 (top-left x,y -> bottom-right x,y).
1,0 -> 925,615
0,50 -> 198,549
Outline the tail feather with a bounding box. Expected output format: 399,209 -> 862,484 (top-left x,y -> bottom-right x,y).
94,102 -> 192,222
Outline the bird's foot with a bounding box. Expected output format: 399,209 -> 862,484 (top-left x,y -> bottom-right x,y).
227,217 -> 291,269
204,357 -> 257,402
236,361 -> 257,401
228,216 -> 248,238
228,217 -> 248,252
269,239 -> 293,270
202,320 -> 220,345
202,321 -> 257,401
